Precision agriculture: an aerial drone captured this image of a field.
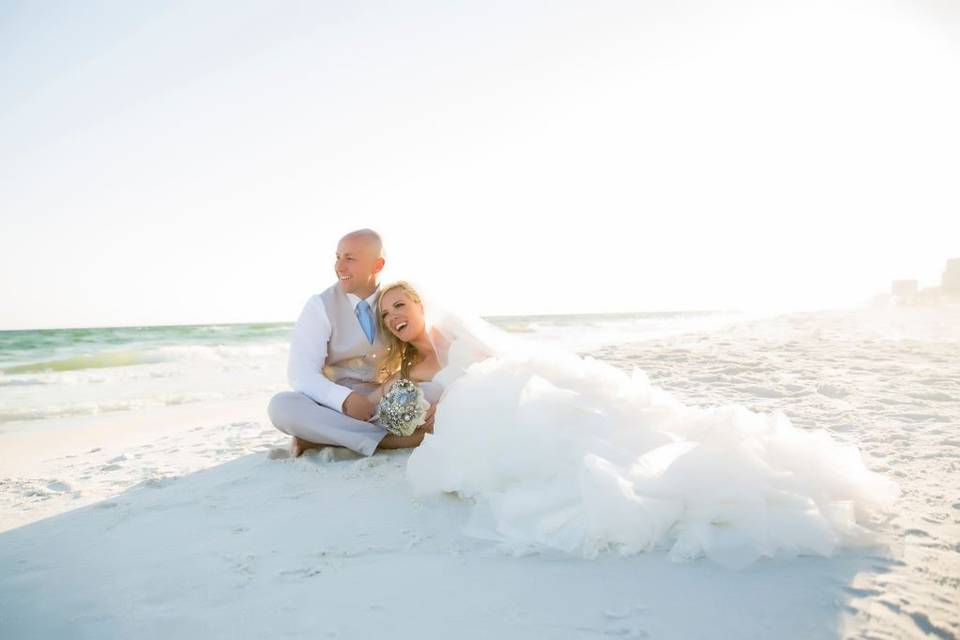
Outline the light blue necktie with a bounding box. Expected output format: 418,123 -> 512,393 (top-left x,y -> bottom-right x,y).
355,299 -> 375,344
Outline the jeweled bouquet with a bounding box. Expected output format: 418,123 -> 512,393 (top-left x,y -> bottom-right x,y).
374,378 -> 430,436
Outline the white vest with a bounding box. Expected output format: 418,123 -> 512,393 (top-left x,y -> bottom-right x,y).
319,284 -> 387,388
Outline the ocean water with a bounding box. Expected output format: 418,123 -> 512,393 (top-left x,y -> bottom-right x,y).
1,306 -> 958,638
0,311 -> 742,429
0,322 -> 291,426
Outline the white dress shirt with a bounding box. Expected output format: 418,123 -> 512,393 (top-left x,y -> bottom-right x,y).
287,287 -> 380,412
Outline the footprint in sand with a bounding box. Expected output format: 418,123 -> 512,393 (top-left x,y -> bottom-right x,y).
350,453 -> 391,469
46,480 -> 72,492
277,566 -> 324,581
598,604 -> 650,638
599,625 -> 648,638
214,554 -> 256,588
101,463 -> 122,471
141,477 -> 171,489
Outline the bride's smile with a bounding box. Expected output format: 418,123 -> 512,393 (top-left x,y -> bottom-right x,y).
375,282 -> 451,385
379,288 -> 426,343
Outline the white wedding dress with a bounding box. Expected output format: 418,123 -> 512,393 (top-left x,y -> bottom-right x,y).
405,309 -> 900,568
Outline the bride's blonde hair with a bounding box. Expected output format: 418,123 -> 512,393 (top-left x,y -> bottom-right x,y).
376,280 -> 426,383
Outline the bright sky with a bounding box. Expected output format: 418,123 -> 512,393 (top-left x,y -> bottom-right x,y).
2,0 -> 959,330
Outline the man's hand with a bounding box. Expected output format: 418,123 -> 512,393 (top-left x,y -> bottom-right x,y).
342,391 -> 376,421
422,403 -> 437,434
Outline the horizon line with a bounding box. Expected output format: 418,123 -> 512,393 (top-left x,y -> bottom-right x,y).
0,308 -> 743,334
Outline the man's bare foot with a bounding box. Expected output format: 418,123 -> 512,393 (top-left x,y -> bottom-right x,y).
291,436 -> 323,458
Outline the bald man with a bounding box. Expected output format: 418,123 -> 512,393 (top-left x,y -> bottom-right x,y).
268,229 -> 428,457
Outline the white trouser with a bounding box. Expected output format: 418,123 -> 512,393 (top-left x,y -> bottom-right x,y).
267,391 -> 387,457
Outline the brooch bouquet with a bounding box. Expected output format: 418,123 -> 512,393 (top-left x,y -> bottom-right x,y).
374,378 -> 430,436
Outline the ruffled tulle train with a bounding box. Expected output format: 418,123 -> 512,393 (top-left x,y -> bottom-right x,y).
406,347 -> 899,568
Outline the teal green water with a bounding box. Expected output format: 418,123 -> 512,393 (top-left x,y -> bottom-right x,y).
0,312 -> 724,375
0,323 -> 294,373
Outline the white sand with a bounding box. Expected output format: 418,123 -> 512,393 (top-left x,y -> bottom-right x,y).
1,307 -> 957,639
0,414 -> 878,639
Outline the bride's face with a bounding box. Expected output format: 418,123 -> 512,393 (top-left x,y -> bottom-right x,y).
379,288 -> 425,342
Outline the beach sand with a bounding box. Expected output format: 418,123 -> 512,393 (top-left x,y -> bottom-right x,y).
1,307 -> 957,639
0,420 -> 878,640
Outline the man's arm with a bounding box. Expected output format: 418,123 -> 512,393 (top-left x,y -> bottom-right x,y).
287,295 -> 354,412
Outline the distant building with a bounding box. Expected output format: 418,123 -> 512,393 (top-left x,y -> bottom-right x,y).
883,259 -> 959,306
942,258 -> 960,295
915,287 -> 942,305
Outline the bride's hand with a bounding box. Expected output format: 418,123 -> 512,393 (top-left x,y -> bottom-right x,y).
422,403 -> 437,433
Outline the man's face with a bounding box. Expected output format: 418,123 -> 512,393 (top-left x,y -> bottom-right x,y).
335,236 -> 383,295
